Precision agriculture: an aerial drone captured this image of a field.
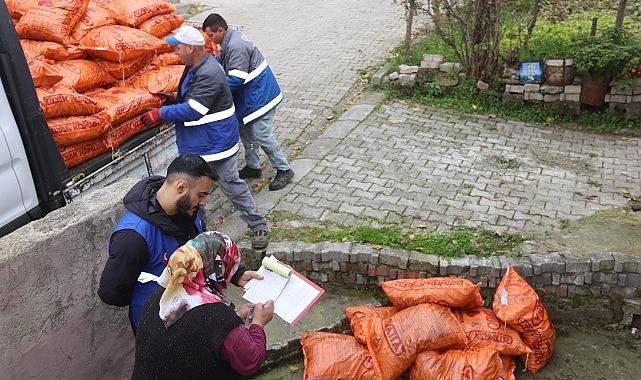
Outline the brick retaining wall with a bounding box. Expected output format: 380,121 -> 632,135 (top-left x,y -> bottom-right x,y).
266,241 -> 641,326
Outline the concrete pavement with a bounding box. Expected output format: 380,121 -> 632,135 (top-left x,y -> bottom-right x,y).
189,0 -> 640,246
182,0 -> 641,374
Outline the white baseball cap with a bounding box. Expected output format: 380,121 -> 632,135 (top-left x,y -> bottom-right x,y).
165,25 -> 205,46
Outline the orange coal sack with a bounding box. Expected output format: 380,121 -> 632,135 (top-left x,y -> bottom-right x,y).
14,0 -> 88,46
48,115 -> 109,146
152,52 -> 182,66
500,354 -> 517,380
54,59 -> 116,92
104,116 -> 149,150
94,55 -> 154,80
20,39 -> 86,61
27,59 -> 62,87
138,13 -> 184,38
381,277 -> 484,310
36,85 -> 102,119
300,331 -> 376,380
453,307 -> 532,356
364,303 -> 467,380
345,305 -> 398,345
7,0 -> 37,20
79,25 -> 164,62
492,264 -> 556,373
409,347 -> 503,380
69,2 -> 118,44
106,0 -> 176,27
57,138 -> 108,168
128,65 -> 184,94
91,86 -> 162,124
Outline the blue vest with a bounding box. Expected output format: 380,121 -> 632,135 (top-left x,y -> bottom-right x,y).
112,211 -> 204,328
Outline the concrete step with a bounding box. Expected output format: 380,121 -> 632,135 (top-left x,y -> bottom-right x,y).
227,282 -> 384,367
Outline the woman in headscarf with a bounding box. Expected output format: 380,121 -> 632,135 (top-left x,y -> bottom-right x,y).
132,231 -> 275,379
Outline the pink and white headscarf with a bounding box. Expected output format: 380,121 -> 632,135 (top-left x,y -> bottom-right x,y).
157,231 -> 241,328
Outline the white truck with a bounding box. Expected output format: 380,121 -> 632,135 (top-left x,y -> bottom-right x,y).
0,1 -> 177,237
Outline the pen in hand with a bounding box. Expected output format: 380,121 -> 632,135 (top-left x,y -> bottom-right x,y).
244,306 -> 254,328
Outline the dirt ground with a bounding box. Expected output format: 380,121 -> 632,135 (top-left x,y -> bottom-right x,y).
251,207 -> 641,379
515,323 -> 641,380
528,206 -> 641,257
252,324 -> 640,380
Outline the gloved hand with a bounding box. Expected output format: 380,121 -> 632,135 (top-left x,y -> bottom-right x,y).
157,92 -> 176,105
141,108 -> 162,128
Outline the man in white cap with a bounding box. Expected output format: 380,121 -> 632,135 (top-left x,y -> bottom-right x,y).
141,25 -> 270,251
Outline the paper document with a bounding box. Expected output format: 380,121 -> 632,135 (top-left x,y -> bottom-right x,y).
243,255 -> 324,325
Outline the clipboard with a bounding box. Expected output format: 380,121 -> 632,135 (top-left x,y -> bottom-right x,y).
243,255 -> 325,326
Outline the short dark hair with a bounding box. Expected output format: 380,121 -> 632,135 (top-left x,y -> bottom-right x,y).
202,13 -> 228,32
166,154 -> 216,183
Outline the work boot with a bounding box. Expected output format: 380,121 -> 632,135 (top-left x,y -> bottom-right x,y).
269,169 -> 295,191
238,166 -> 262,179
251,229 -> 269,250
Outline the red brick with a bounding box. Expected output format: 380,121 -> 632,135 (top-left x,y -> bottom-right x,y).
296,260 -> 313,272
375,264 -> 388,277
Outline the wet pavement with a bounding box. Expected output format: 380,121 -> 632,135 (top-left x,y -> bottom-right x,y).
180,0 -> 641,378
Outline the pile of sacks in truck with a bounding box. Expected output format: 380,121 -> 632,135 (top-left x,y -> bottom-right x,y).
7,0 -> 213,168
302,264 -> 556,379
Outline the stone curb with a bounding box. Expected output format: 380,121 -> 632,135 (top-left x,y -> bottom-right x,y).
260,241 -> 641,326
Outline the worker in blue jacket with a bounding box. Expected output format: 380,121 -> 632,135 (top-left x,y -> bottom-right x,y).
203,13 -> 295,191
141,25 -> 270,251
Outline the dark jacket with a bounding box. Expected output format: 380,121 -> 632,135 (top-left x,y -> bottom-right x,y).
97,176 -> 204,331
159,54 -> 240,163
219,28 -> 283,126
131,287 -> 242,380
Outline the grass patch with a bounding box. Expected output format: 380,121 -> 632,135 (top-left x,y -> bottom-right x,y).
385,79 -> 641,133
268,224 -> 524,258
383,3 -> 641,134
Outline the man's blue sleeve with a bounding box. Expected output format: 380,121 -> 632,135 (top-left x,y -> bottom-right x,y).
160,102 -> 204,123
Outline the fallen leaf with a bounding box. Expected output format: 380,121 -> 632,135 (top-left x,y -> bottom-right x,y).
288,365 -> 299,372
584,195 -> 599,200
326,115 -> 335,120
372,244 -> 384,250
412,107 -> 422,112
472,104 -> 478,110
417,224 -> 428,229
388,119 -> 400,124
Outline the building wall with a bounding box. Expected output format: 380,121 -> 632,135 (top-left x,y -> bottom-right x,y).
0,178 -> 138,380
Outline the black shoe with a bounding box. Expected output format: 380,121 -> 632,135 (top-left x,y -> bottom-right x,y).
238,166 -> 262,179
251,229 -> 269,250
269,169 -> 295,191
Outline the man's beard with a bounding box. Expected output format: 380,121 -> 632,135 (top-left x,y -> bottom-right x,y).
176,192 -> 195,217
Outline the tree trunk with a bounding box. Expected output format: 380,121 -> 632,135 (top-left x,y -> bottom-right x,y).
403,1 -> 415,59
615,0 -> 627,28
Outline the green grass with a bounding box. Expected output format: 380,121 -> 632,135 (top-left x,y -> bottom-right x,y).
382,3 -> 641,134
384,78 -> 641,133
268,224 -> 524,258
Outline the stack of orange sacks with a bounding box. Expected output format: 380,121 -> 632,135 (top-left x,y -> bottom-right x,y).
7,0 -> 214,168
301,264 -> 556,380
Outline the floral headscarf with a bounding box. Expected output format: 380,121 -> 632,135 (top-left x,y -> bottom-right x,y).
157,231 -> 241,328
